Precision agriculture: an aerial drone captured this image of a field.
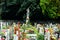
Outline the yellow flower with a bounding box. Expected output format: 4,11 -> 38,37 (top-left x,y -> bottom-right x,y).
48,28 -> 53,33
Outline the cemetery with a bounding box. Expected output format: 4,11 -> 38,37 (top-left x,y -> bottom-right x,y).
0,0 -> 60,40
0,21 -> 60,40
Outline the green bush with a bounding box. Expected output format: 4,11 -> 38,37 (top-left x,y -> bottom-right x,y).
37,34 -> 44,40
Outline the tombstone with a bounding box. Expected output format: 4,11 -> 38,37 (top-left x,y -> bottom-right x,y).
39,27 -> 44,34
37,24 -> 40,29
37,24 -> 40,33
49,23 -> 52,28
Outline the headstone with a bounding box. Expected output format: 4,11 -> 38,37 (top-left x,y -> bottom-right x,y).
39,27 -> 44,34
37,24 -> 40,32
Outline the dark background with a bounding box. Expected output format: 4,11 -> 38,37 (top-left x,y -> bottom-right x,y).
0,0 -> 60,23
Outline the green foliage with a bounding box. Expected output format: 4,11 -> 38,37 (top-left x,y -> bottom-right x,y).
21,24 -> 38,35
40,0 -> 60,19
37,34 -> 44,40
31,27 -> 38,35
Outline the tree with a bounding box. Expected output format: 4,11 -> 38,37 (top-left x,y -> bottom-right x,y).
0,0 -> 41,21
40,0 -> 60,19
